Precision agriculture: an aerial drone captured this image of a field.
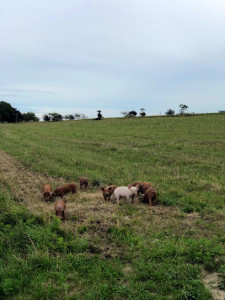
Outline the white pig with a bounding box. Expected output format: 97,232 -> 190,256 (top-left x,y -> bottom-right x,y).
113,184 -> 139,204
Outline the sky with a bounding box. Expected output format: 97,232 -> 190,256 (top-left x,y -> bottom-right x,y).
1,0 -> 225,119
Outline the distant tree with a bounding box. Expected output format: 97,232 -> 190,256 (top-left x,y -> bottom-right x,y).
0,101 -> 23,123
96,110 -> 103,120
127,110 -> 137,117
74,113 -> 81,119
49,113 -> 63,122
140,108 -> 146,117
23,112 -> 39,122
74,113 -> 88,120
64,114 -> 75,120
179,104 -> 188,114
121,111 -> 128,117
80,113 -> 88,119
43,114 -> 51,121
165,108 -> 175,116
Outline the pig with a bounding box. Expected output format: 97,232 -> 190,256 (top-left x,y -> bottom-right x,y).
142,182 -> 152,193
42,184 -> 52,201
130,181 -> 144,193
144,187 -> 157,206
130,181 -> 152,194
113,184 -> 139,204
50,183 -> 77,200
79,177 -> 89,190
101,185 -> 117,201
54,199 -> 66,220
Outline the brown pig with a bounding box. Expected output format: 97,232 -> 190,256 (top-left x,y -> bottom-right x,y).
54,199 -> 66,220
131,181 -> 152,194
50,183 -> 77,200
101,185 -> 117,201
43,184 -> 52,201
144,187 -> 157,206
79,177 -> 89,190
142,182 -> 152,193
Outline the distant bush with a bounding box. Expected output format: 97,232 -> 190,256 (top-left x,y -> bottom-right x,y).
140,108 -> 146,117
43,114 -> 51,121
49,113 -> 63,122
22,112 -> 39,122
166,108 -> 175,116
126,110 -> 137,117
43,113 -> 62,122
64,114 -> 75,120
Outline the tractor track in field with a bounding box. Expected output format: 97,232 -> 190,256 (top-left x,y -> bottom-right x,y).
0,150 -> 108,219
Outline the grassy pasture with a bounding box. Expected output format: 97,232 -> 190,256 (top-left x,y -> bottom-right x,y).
0,114 -> 225,212
0,114 -> 225,299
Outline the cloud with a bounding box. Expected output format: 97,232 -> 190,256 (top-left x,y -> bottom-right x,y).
1,0 -> 225,116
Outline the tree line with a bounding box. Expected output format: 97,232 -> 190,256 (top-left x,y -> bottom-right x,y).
43,113 -> 88,122
0,100 -> 191,123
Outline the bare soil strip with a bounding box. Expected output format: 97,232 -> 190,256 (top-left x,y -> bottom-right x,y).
202,270 -> 225,300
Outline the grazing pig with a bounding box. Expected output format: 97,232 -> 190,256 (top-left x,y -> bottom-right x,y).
130,181 -> 144,193
143,182 -> 152,193
43,184 -> 52,201
144,187 -> 157,206
131,181 -> 152,194
79,177 -> 89,190
101,185 -> 117,201
54,199 -> 66,220
114,184 -> 139,204
50,183 -> 77,199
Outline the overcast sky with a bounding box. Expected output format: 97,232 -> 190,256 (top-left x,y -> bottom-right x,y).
1,0 -> 225,118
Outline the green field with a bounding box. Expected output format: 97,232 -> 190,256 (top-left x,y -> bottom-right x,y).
0,114 -> 225,299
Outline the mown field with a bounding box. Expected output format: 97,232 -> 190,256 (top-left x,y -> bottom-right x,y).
0,114 -> 225,299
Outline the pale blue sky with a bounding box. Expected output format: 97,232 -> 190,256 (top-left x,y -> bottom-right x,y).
1,0 -> 225,118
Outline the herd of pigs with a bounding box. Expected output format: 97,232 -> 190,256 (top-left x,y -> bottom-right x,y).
42,176 -> 157,220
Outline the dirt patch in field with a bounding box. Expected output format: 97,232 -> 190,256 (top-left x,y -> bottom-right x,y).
202,270 -> 225,300
0,150 -> 66,215
0,150 -> 173,220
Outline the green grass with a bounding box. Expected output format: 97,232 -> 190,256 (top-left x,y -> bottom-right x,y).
0,114 -> 225,212
0,114 -> 225,299
1,188 -> 224,299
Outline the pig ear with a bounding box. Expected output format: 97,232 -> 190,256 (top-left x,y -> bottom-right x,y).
101,187 -> 104,191
128,184 -> 131,189
136,184 -> 139,190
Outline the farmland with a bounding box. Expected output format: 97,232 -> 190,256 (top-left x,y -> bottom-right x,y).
0,114 -> 225,299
